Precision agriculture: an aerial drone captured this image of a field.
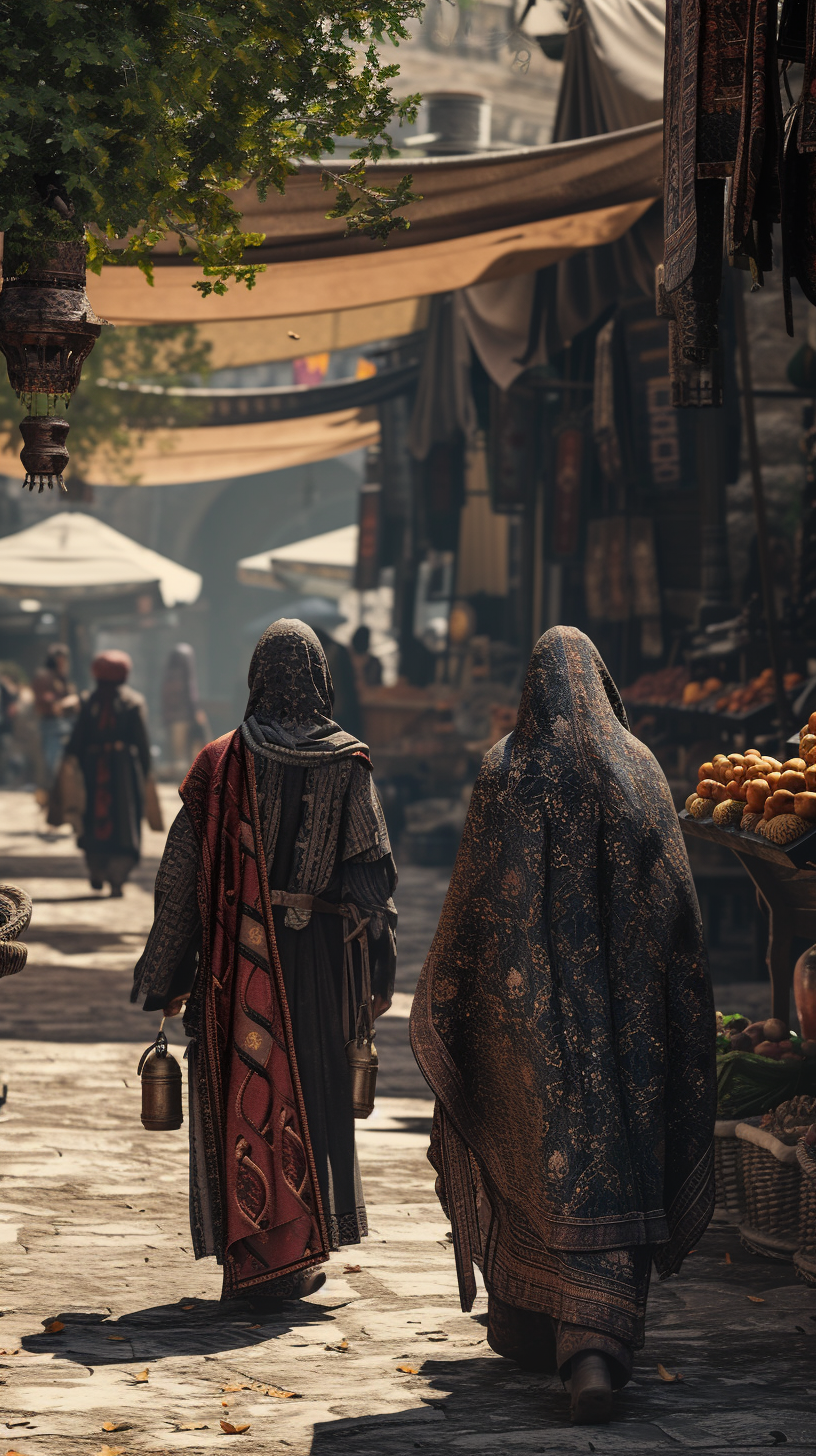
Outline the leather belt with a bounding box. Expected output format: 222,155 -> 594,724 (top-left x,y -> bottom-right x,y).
266,889 -> 372,1041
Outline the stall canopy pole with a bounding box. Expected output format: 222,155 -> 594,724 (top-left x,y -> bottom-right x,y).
733,275 -> 793,736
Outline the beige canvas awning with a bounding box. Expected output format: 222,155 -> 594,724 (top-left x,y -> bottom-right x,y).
84,121 -> 662,324
88,199 -> 653,325
197,297 -> 429,368
0,407 -> 379,487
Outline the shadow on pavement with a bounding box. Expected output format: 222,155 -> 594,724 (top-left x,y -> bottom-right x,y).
22,1296 -> 339,1364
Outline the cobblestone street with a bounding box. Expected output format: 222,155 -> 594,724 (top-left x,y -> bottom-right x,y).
1,789 -> 815,1454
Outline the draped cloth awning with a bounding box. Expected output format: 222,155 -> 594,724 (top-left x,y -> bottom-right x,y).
0,407 -> 380,487
84,122 -> 662,324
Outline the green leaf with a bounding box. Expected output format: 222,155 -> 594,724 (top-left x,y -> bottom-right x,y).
0,0 -> 423,288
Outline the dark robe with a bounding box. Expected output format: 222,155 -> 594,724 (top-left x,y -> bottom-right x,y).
133,620 -> 397,1299
66,683 -> 150,886
410,627 -> 716,1380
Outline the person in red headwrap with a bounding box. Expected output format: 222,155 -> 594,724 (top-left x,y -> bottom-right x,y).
64,651 -> 152,895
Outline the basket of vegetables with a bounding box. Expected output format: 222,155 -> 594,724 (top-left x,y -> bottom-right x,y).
716,1015 -> 816,1119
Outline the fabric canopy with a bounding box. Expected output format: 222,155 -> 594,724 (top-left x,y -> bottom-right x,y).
457,0 -> 665,387
0,407 -> 379,487
0,512 -> 201,604
196,298 -> 429,368
84,122 -> 662,324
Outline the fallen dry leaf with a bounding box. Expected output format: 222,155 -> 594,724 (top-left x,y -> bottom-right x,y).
324,1338 -> 349,1352
6,1448 -> 31,1455
287,331 -> 301,340
181,1304 -> 195,1311
657,1363 -> 682,1382
106,1336 -> 125,1342
724,1252 -> 732,1264
43,1321 -> 64,1334
343,1264 -> 361,1274
261,1387 -> 300,1400
173,1423 -> 208,1432
220,1421 -> 251,1435
97,1446 -> 125,1456
4,1425 -> 29,1430
747,1295 -> 766,1304
221,1383 -> 250,1393
396,1364 -> 419,1375
101,1424 -> 130,1433
425,1333 -> 448,1342
128,1369 -> 149,1384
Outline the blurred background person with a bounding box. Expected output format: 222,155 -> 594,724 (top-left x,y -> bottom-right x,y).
32,643 -> 78,795
312,627 -> 362,739
0,662 -> 23,786
350,624 -> 383,689
64,650 -> 156,897
161,643 -> 211,780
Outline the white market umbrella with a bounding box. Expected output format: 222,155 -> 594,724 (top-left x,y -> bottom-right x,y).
237,524 -> 358,600
0,512 -> 201,606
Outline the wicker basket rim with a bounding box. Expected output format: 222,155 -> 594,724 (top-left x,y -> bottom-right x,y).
736,1122 -> 800,1162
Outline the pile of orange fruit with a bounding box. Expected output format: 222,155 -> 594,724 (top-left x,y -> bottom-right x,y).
685,713 -> 816,844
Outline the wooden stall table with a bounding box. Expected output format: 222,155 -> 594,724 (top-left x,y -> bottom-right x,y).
680,812 -> 816,1022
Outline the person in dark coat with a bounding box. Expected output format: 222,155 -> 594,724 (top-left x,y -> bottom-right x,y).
65,650 -> 151,896
132,620 -> 397,1304
350,624 -> 383,688
313,627 -> 363,740
410,626 -> 717,1424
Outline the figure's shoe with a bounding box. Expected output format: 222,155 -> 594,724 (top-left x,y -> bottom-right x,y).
90,878 -> 103,891
297,1269 -> 326,1298
110,885 -> 124,898
570,1352 -> 613,1424
246,1269 -> 326,1314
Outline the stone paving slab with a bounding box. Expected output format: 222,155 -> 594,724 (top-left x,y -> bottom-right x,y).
1,790 -> 815,1452
1,1040 -> 815,1455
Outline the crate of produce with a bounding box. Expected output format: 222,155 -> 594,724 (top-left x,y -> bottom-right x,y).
622,667 -> 803,738
715,1015 -> 816,1118
736,1123 -> 802,1260
717,1050 -> 816,1118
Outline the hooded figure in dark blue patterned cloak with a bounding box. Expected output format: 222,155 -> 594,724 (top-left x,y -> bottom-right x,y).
410,626 -> 716,1423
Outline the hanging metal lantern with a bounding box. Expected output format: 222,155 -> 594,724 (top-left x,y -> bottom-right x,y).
0,237 -> 108,493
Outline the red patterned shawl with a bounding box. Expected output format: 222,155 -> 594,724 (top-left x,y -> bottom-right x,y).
181,730 -> 328,1298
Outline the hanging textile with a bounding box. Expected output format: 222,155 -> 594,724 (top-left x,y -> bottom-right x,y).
487,383 -> 539,514
661,0 -> 782,404
592,318 -> 624,491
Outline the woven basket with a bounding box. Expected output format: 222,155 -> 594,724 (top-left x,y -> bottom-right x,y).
798,1140 -> 816,1245
736,1123 -> 801,1260
714,1120 -> 745,1222
793,1246 -> 816,1285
